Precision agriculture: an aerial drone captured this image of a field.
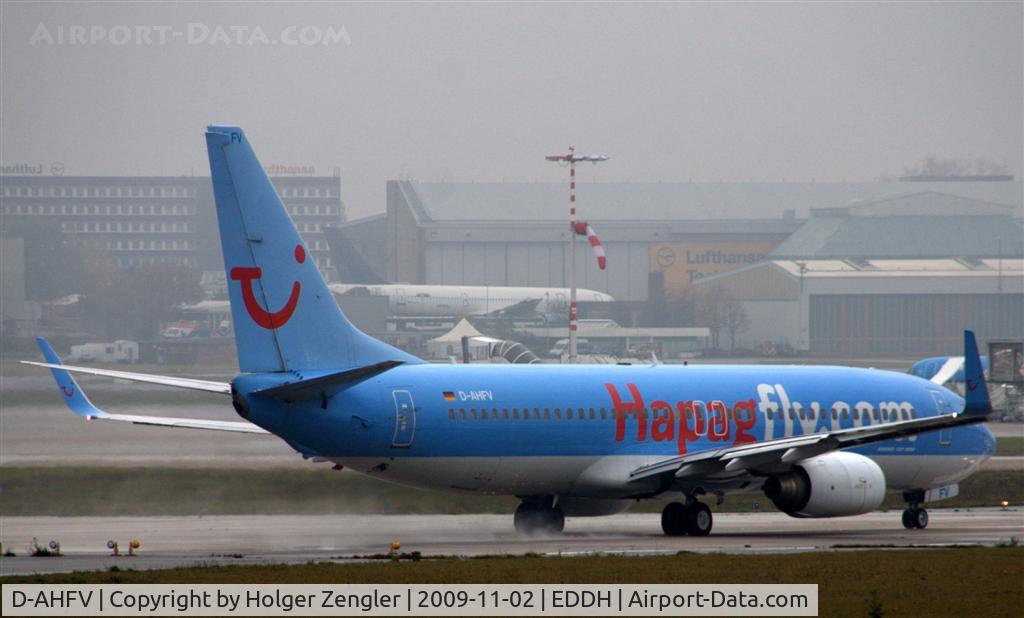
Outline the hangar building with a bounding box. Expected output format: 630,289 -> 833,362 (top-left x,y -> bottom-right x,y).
692,191 -> 1023,356
334,178 -> 1021,357
338,179 -> 1019,300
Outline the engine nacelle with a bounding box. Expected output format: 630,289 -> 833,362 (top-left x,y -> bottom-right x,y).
763,451 -> 886,518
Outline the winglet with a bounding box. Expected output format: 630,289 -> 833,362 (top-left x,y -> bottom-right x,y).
963,330 -> 991,416
35,337 -> 107,419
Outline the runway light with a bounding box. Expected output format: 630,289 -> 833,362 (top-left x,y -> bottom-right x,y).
1001,500 -> 1009,510
389,540 -> 401,556
128,539 -> 140,556
107,540 -> 119,556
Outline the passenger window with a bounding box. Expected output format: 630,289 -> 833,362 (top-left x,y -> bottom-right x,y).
449,409 -> 455,421
546,409 -> 553,420
589,408 -> 596,420
534,408 -> 541,420
479,409 -> 488,421
471,408 -> 478,421
789,410 -> 797,420
460,408 -> 467,421
579,408 -> 586,421
600,408 -> 607,420
503,409 -> 509,421
511,408 -> 518,420
567,409 -> 574,420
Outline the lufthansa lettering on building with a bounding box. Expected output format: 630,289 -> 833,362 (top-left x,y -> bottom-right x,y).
1,164 -> 43,175
264,164 -> 316,176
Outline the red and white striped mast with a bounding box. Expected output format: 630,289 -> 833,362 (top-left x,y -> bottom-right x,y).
546,145 -> 608,363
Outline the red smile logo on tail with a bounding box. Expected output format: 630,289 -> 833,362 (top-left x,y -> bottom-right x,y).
230,244 -> 306,329
61,386 -> 75,397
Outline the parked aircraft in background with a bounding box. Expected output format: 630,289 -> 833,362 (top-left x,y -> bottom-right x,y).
329,282 -> 612,319
26,126 -> 995,536
322,223 -> 614,319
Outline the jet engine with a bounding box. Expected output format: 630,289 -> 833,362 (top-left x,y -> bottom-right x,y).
763,451 -> 886,518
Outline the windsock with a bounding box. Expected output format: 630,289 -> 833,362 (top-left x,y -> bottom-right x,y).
571,221 -> 606,270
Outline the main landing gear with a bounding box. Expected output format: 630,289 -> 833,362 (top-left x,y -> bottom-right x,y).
514,499 -> 565,535
901,491 -> 929,529
902,506 -> 929,529
661,500 -> 713,536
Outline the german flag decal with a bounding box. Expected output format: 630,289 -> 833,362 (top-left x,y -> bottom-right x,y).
443,391 -> 456,401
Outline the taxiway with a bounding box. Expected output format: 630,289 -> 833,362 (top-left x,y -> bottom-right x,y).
2,509 -> 1021,576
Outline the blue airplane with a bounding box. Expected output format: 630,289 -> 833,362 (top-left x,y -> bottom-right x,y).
25,125 -> 996,536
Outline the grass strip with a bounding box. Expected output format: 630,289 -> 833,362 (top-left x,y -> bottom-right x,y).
1,548 -> 1021,617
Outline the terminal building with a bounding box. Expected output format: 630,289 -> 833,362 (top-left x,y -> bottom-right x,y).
0,174 -> 344,273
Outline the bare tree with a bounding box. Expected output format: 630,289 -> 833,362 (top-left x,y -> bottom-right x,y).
695,286 -> 726,351
722,297 -> 750,355
695,286 -> 749,355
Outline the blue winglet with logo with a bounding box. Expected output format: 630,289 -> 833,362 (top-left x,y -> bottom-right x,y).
963,330 -> 992,416
36,337 -> 107,419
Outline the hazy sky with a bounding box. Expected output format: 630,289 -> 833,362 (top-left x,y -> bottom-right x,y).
2,1 -> 1021,219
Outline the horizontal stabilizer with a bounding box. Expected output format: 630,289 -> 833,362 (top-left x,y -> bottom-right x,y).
253,360 -> 404,402
21,360 -> 230,394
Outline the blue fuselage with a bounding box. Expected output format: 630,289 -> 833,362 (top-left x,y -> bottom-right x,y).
235,363 -> 995,497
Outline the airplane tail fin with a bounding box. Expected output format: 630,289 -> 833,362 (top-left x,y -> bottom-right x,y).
205,125 -> 421,373
963,330 -> 992,416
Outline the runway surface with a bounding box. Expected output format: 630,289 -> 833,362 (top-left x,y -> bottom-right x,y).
2,509 -> 1022,576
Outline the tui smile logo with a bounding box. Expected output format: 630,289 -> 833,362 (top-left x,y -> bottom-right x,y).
230,244 -> 305,329
60,385 -> 75,397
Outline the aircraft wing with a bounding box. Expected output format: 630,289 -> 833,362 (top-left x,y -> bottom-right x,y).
489,297 -> 543,317
21,360 -> 231,394
928,356 -> 964,385
21,337 -> 230,394
631,330 -> 993,483
27,338 -> 267,434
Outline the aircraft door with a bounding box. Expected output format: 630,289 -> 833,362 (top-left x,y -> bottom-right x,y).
391,389 -> 416,448
930,390 -> 954,447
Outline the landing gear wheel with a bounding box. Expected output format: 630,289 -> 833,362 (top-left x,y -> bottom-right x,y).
545,506 -> 566,533
684,502 -> 713,536
514,502 -> 542,534
902,507 -> 929,529
513,501 -> 564,535
661,502 -> 688,536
